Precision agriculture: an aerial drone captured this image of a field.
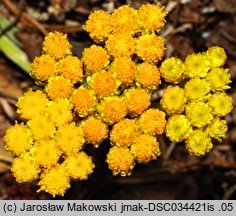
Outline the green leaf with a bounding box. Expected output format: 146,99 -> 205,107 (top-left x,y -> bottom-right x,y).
0,36 -> 31,73
0,14 -> 31,73
0,14 -> 21,46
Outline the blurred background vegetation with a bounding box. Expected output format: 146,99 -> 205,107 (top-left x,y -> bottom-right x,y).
0,0 -> 236,199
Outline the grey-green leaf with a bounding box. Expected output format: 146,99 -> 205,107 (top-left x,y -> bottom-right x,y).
0,36 -> 31,73
0,14 -> 31,73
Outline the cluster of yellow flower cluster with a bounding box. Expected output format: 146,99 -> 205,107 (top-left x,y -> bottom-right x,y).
83,3 -> 169,176
3,3 -> 169,197
4,31 -> 95,195
3,2 -> 233,197
160,47 -> 233,156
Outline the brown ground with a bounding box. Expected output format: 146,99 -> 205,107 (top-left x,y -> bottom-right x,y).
0,0 -> 236,200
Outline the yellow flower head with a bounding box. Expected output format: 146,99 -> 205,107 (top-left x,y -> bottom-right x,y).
63,152 -> 95,180
124,88 -> 151,117
31,54 -> 57,81
45,76 -> 73,100
97,96 -> 127,124
106,146 -> 135,176
136,34 -> 165,63
166,114 -> 192,142
206,118 -> 228,141
160,57 -> 185,84
38,164 -> 70,197
27,115 -> 55,140
160,85 -> 185,116
71,87 -> 97,117
16,89 -> 48,120
42,31 -> 71,59
105,33 -> 135,58
58,56 -> 83,84
206,68 -> 231,91
131,134 -> 161,164
111,5 -> 139,34
184,78 -> 210,101
11,155 -> 40,183
82,45 -> 110,75
206,46 -> 227,67
138,3 -> 167,32
135,62 -> 161,90
88,70 -> 119,97
110,118 -> 139,147
31,139 -> 61,168
110,57 -> 135,85
186,101 -> 213,128
47,98 -> 73,126
55,123 -> 84,155
208,92 -> 233,117
185,129 -> 213,156
84,10 -> 112,43
184,53 -> 210,78
81,116 -> 108,147
138,108 -> 166,136
4,122 -> 32,155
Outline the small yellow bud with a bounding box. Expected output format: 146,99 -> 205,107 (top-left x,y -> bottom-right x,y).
4,123 -> 32,156
166,114 -> 192,142
110,57 -> 135,85
138,108 -> 166,136
106,146 -> 135,176
82,45 -> 110,75
138,3 -> 167,32
184,78 -> 210,101
124,88 -> 151,117
160,57 -> 185,84
11,155 -> 40,183
38,165 -> 70,197
186,102 -> 213,128
185,130 -> 213,156
31,54 -> 57,81
106,33 -> 135,58
55,123 -> 84,155
45,76 -> 73,100
16,89 -> 48,120
71,87 -> 97,117
206,118 -> 228,141
42,31 -> 71,59
184,53 -> 210,78
135,62 -> 161,90
206,46 -> 226,67
111,5 -> 139,34
27,115 -> 55,140
31,139 -> 61,168
63,152 -> 95,180
84,10 -> 112,43
131,134 -> 161,164
208,92 -> 233,117
136,34 -> 165,63
88,70 -> 119,97
46,99 -> 73,126
97,96 -> 127,124
160,85 -> 185,116
206,68 -> 231,91
58,56 -> 83,84
110,119 -> 139,148
81,116 -> 108,147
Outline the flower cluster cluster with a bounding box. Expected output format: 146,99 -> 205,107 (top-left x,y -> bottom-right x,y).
83,3 -> 168,176
3,3 -> 168,197
160,46 -> 233,156
3,32 -> 95,197
3,2 -> 233,197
